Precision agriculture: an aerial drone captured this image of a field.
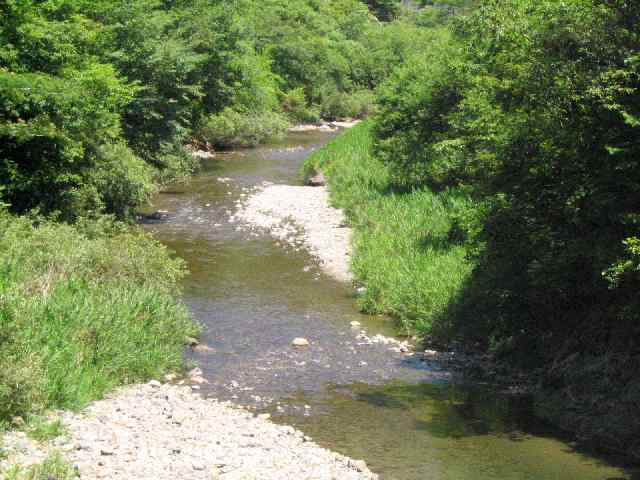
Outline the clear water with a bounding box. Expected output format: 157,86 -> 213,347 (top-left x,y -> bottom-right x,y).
144,131 -> 638,480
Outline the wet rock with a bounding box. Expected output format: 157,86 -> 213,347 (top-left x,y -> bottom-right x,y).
350,321 -> 361,328
148,380 -> 162,388
306,172 -> 326,187
185,337 -> 199,347
11,416 -> 25,428
193,343 -> 215,353
292,338 -> 310,347
349,459 -> 369,472
191,375 -> 208,385
148,210 -> 170,220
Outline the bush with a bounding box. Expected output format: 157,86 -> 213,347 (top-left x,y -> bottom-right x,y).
150,141 -> 199,185
281,88 -> 321,124
93,143 -> 155,220
0,212 -> 198,420
320,89 -> 376,120
4,452 -> 77,480
196,108 -> 289,149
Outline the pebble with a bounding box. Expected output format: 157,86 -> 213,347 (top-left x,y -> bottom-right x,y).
291,338 -> 310,347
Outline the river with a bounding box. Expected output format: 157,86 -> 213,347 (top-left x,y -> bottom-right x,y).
144,129 -> 638,480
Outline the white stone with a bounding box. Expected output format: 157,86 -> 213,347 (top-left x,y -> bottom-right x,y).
291,338 -> 310,347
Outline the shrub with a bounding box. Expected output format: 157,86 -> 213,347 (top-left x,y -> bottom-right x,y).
281,88 -> 322,124
4,452 -> 77,480
196,108 -> 289,149
93,143 -> 155,220
320,89 -> 376,120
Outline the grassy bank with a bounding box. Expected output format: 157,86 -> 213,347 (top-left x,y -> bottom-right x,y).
307,122 -> 640,462
0,212 -> 199,423
303,121 -> 473,334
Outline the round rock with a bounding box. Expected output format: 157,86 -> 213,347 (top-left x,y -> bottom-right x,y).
291,338 -> 310,347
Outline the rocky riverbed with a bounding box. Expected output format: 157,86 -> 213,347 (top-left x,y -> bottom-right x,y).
1,383 -> 376,480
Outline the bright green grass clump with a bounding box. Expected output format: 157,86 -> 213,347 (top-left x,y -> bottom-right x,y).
4,452 -> 77,480
25,416 -> 66,443
303,121 -> 473,333
0,213 -> 199,421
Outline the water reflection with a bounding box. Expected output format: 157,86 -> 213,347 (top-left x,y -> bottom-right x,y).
275,382 -> 639,480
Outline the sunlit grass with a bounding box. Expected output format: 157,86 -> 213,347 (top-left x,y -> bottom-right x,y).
25,416 -> 66,443
0,214 -> 199,421
304,121 -> 473,334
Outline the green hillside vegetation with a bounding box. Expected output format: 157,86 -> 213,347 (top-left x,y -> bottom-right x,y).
0,0 -> 427,425
307,0 -> 640,461
1,0 -> 428,220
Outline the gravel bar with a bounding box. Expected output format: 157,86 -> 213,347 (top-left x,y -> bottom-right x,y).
1,383 -> 376,479
236,185 -> 353,283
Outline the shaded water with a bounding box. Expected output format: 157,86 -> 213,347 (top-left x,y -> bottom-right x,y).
145,131 -> 637,480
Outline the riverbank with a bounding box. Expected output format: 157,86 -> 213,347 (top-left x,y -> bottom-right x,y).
299,121 -> 640,466
301,121 -> 472,333
1,383 -> 376,480
0,213 -> 198,425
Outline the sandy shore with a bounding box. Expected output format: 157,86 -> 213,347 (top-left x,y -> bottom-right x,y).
236,184 -> 353,283
1,383 -> 376,480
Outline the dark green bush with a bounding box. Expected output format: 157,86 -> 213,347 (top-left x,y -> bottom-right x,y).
320,89 -> 376,120
369,0 -> 640,458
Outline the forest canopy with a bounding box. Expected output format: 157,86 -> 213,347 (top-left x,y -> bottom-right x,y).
0,0 -> 426,220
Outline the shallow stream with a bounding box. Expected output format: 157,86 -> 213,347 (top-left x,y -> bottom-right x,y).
145,131 -> 638,480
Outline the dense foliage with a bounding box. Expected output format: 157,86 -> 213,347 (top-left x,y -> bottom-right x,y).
0,0 -> 426,220
367,0 -> 640,459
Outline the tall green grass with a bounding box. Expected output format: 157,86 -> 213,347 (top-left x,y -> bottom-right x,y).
0,213 -> 199,421
304,121 -> 473,334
